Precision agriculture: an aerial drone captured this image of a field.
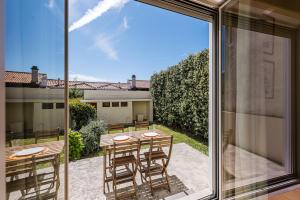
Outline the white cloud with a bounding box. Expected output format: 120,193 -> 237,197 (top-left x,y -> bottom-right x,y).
69,0 -> 130,32
122,16 -> 129,30
47,0 -> 55,9
95,34 -> 118,60
93,17 -> 129,60
70,73 -> 107,82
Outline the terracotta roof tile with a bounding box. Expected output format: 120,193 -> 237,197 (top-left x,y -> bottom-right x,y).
5,71 -> 150,90
5,71 -> 46,83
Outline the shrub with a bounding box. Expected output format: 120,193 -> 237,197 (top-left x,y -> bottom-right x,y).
69,101 -> 96,130
69,88 -> 84,99
69,131 -> 84,161
150,49 -> 209,140
79,120 -> 106,156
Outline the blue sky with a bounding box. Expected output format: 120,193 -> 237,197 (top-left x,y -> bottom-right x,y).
5,0 -> 209,82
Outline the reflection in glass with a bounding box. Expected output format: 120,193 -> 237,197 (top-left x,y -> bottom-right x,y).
221,0 -> 298,197
5,1 -> 65,199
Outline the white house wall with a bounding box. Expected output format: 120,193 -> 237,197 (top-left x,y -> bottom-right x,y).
97,101 -> 133,124
33,102 -> 64,132
6,103 -> 33,133
6,87 -> 64,101
84,90 -> 153,124
84,90 -> 151,100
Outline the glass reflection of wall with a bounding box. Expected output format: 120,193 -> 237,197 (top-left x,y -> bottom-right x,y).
5,1 -> 64,199
221,0 -> 296,196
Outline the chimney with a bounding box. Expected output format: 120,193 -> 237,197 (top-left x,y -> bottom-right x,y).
31,66 -> 39,83
40,75 -> 48,88
131,74 -> 136,89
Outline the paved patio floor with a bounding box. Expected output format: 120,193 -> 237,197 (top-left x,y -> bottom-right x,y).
60,143 -> 210,200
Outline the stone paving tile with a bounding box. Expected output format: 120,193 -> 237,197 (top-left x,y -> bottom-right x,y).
63,143 -> 210,200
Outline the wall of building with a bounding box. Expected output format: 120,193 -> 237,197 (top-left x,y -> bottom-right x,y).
84,90 -> 151,100
94,100 -> 154,124
6,103 -> 33,132
6,87 -> 64,101
132,101 -> 150,121
33,102 -> 64,131
96,101 -> 133,124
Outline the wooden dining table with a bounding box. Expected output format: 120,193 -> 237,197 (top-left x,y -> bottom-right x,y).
5,141 -> 64,198
6,140 -> 64,163
100,129 -> 168,193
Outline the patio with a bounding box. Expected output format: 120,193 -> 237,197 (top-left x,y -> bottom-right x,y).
61,142 -> 210,200
60,144 -> 286,200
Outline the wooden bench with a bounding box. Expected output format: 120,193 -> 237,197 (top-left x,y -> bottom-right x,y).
134,121 -> 150,131
34,128 -> 60,144
108,124 -> 125,133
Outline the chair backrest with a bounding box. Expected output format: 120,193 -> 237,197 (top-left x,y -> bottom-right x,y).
112,140 -> 140,177
135,121 -> 149,129
34,128 -> 60,143
108,124 -> 125,133
112,140 -> 140,159
149,136 -> 173,167
6,154 -> 59,178
6,154 -> 60,195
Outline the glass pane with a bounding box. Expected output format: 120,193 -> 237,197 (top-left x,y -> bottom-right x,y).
68,0 -> 216,199
5,0 -> 65,199
221,0 -> 297,197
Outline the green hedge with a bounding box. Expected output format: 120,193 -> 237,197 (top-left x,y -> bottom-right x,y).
150,49 -> 209,140
69,101 -> 97,130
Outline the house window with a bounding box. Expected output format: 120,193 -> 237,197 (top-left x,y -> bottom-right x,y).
112,102 -> 119,107
56,103 -> 64,109
102,102 -> 110,107
42,103 -> 53,109
121,102 -> 128,107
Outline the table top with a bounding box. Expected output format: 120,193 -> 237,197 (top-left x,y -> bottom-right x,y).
100,129 -> 168,148
6,140 -> 64,163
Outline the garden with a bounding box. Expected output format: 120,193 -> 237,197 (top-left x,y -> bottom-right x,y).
68,49 -> 209,161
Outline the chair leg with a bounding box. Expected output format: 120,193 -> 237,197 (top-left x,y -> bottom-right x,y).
113,181 -> 117,200
133,179 -> 138,199
148,174 -> 154,195
164,169 -> 171,192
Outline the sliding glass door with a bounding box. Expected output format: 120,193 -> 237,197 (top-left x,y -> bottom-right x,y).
220,0 -> 298,198
4,1 -> 67,199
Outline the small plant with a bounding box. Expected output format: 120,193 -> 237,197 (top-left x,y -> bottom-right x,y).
69,88 -> 84,99
69,131 -> 84,161
79,120 -> 106,156
69,101 -> 96,130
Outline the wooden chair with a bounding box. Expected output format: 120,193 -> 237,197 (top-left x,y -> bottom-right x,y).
34,128 -> 60,144
108,124 -> 125,133
138,136 -> 173,195
134,121 -> 150,131
6,154 -> 60,200
104,140 -> 140,199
